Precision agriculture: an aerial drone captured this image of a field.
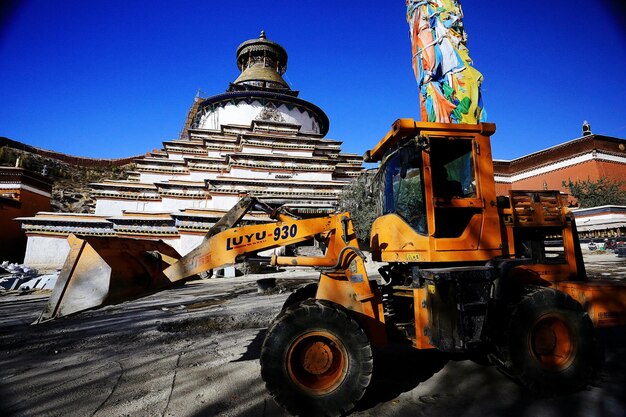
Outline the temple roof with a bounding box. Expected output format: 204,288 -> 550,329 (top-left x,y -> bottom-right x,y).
91,180 -> 157,190
236,31 -> 287,70
206,176 -> 346,188
229,152 -> 337,163
172,207 -> 271,222
154,180 -> 207,188
493,134 -> 626,176
234,31 -> 289,89
15,212 -> 110,223
239,132 -> 341,145
234,65 -> 289,89
136,157 -> 186,165
0,166 -> 53,193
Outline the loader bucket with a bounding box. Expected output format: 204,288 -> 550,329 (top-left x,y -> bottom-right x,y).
36,234 -> 182,323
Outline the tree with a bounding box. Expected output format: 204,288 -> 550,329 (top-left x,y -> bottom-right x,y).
562,176 -> 626,208
338,171 -> 380,248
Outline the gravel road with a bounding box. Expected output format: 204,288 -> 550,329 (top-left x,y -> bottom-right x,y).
1,254 -> 625,417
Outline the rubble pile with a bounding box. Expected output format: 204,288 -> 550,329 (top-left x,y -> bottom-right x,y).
0,261 -> 58,292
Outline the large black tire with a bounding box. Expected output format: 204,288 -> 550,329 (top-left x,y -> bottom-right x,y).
261,299 -> 373,417
492,287 -> 600,395
280,282 -> 318,313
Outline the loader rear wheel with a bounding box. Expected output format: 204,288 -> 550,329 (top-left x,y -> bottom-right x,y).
493,287 -> 600,395
261,299 -> 372,417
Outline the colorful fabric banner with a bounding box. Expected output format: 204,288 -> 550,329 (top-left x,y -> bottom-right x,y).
406,0 -> 486,124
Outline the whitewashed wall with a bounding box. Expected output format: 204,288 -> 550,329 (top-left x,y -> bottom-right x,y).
240,145 -> 314,158
23,236 -> 70,272
185,171 -> 220,181
95,199 -> 164,215
228,167 -> 333,181
160,197 -> 212,212
198,101 -> 320,134
207,194 -> 243,211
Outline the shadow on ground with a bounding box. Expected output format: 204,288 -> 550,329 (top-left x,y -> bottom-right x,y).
1,278 -> 625,417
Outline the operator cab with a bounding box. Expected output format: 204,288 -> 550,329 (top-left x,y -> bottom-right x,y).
365,119 -> 502,264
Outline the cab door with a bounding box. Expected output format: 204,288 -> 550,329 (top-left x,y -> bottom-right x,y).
422,132 -> 501,259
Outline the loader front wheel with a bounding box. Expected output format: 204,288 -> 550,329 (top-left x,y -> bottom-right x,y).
261,299 -> 372,417
494,287 -> 600,395
280,282 -> 318,313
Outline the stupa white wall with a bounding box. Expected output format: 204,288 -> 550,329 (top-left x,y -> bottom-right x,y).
197,101 -> 321,134
94,199 -> 163,215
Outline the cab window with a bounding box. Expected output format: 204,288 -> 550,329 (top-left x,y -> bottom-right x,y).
382,145 -> 427,235
430,137 -> 479,238
431,138 -> 476,199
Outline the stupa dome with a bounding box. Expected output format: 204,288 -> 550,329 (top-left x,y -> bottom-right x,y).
192,32 -> 329,136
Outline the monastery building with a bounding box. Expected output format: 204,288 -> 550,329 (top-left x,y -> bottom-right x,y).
19,32 -> 363,271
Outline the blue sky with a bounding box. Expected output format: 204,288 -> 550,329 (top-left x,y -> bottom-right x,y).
1,1 -> 625,160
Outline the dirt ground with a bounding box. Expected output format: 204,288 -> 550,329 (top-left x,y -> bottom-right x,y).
1,252 -> 625,417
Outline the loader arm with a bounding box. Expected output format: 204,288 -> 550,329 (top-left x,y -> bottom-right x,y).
37,197 -> 376,323
167,204 -> 385,341
165,213 -> 356,281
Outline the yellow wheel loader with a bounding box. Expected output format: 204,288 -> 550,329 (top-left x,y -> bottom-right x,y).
39,120 -> 626,417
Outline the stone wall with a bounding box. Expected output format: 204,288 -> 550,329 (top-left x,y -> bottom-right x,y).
0,137 -> 143,167
1,138 -> 137,213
